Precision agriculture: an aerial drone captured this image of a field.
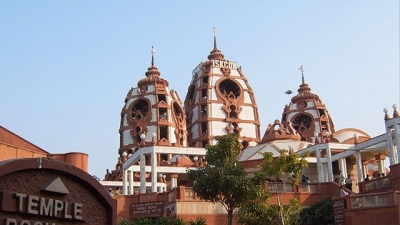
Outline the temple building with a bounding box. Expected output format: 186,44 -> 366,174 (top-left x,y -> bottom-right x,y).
1,27 -> 398,224
99,33 -> 400,224
184,34 -> 260,148
104,33 -> 263,191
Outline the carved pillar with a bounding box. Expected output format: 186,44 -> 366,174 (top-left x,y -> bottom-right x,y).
386,125 -> 397,165
151,151 -> 158,193
170,174 -> 179,189
326,145 -> 333,182
323,163 -> 329,182
129,170 -> 134,195
123,169 -> 128,195
338,158 -> 347,178
316,149 -> 324,182
362,161 -> 369,180
375,154 -> 386,175
140,154 -> 146,193
355,151 -> 363,183
393,123 -> 400,163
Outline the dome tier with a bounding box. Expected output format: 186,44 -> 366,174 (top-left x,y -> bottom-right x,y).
184,33 -> 260,148
279,68 -> 335,142
119,48 -> 187,157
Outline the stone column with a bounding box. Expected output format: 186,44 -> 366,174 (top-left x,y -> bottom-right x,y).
316,149 -> 324,182
129,170 -> 134,195
140,154 -> 146,193
362,162 -> 368,180
123,169 -> 128,195
355,150 -> 363,183
151,151 -> 158,193
326,145 -> 334,182
323,163 -> 329,182
170,174 -> 179,189
338,158 -> 347,178
393,123 -> 400,163
386,126 -> 397,165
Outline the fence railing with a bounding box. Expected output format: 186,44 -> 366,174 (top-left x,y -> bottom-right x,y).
350,192 -> 392,209
266,182 -> 318,193
364,177 -> 390,191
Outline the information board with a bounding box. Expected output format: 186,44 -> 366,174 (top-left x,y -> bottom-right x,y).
333,198 -> 346,225
131,201 -> 164,218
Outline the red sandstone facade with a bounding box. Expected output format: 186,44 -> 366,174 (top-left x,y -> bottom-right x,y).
0,126 -> 88,172
0,158 -> 116,225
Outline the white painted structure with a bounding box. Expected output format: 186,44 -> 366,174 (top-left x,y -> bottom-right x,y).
184,35 -> 260,148
240,106 -> 400,186
121,146 -> 206,195
107,37 -> 399,199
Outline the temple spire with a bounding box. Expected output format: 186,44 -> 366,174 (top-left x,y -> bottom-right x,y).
143,46 -> 161,78
151,46 -> 156,67
213,27 -> 218,50
299,65 -> 305,84
207,27 -> 225,60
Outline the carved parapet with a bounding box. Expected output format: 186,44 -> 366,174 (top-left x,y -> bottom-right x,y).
261,120 -> 301,143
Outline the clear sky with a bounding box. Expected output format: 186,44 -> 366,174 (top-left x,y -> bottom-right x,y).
1,1 -> 399,178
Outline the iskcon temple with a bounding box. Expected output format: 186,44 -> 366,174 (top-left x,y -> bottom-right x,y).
1,34 -> 399,225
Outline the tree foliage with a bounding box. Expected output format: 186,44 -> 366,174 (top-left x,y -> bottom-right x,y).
238,149 -> 309,225
257,150 -> 309,186
300,197 -> 333,225
187,134 -> 256,225
188,217 -> 207,225
119,216 -> 207,225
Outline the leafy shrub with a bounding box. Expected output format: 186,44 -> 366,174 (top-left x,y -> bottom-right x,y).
189,217 -> 207,225
300,197 -> 333,225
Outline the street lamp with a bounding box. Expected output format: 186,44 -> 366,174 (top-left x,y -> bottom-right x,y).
140,133 -> 146,146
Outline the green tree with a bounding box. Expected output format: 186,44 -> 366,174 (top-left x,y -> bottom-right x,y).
131,217 -> 153,225
236,181 -> 271,225
300,197 -> 333,225
238,149 -> 308,225
187,134 -> 255,225
118,217 -> 133,225
154,216 -> 171,225
188,217 -> 207,225
171,217 -> 187,225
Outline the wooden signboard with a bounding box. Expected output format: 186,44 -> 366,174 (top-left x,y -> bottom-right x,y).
131,201 -> 164,218
333,198 -> 346,225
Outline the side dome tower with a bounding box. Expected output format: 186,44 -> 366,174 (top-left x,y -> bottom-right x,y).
184,29 -> 260,148
119,47 -> 187,157
280,66 -> 335,142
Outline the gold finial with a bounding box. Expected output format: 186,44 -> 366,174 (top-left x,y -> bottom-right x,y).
299,65 -> 305,84
151,46 -> 156,66
384,108 -> 391,121
213,27 -> 217,50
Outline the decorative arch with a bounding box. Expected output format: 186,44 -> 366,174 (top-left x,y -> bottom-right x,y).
128,98 -> 152,144
215,78 -> 244,119
291,113 -> 315,141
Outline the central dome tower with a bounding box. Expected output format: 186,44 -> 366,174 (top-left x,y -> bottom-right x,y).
184,30 -> 260,148
119,47 -> 187,156
278,66 -> 335,142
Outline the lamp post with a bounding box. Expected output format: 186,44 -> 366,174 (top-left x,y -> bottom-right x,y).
314,132 -> 320,144
151,132 -> 157,145
122,151 -> 128,162
140,133 -> 146,146
323,130 -> 331,143
288,145 -> 294,154
353,134 -> 359,144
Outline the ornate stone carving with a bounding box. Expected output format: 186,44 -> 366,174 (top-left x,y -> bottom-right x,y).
261,120 -> 301,143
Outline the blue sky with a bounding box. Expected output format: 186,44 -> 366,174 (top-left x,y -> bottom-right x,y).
1,1 -> 399,177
